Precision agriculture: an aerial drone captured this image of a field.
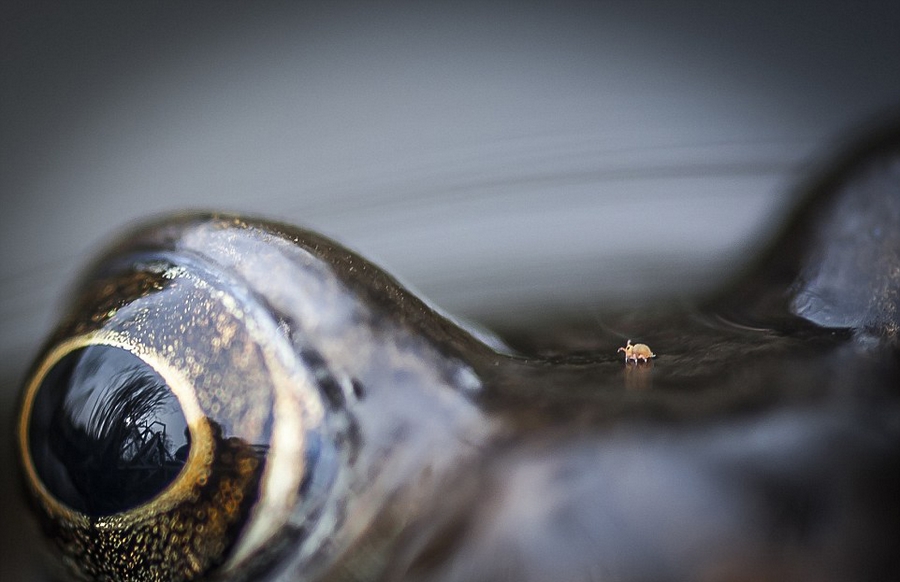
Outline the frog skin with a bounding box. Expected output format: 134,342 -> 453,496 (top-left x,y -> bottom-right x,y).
15,126 -> 900,582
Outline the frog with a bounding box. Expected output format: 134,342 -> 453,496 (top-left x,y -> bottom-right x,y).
14,123 -> 900,582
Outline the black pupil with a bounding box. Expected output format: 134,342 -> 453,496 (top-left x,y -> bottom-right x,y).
28,345 -> 191,516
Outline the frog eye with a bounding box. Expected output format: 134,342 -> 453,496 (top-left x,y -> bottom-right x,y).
27,344 -> 192,517
18,214 -> 486,582
17,234 -> 324,582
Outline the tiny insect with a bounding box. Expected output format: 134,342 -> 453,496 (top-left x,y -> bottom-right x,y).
617,339 -> 656,363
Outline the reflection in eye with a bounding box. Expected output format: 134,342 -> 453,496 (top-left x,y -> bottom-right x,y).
28,345 -> 190,516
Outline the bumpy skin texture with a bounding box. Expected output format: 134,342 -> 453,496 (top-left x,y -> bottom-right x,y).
15,125 -> 900,582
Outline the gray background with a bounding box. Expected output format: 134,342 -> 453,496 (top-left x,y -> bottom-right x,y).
2,1 -> 900,579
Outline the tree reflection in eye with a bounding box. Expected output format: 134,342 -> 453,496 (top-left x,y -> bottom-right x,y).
29,345 -> 191,516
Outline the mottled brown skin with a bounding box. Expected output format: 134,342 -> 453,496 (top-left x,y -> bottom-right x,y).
14,123 -> 900,582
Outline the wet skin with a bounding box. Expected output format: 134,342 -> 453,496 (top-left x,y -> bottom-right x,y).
15,127 -> 900,582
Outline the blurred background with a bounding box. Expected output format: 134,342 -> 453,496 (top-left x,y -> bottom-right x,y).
2,1 -> 899,579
